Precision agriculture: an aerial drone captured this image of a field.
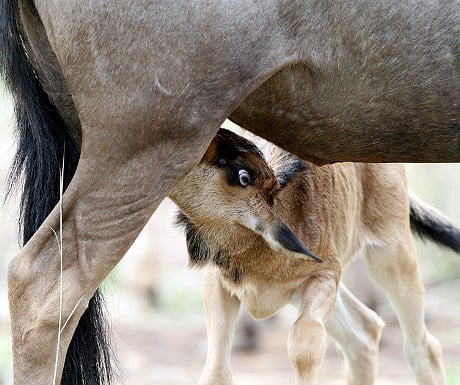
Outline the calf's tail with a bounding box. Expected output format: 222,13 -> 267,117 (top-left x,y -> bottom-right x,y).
409,192 -> 460,253
0,1 -> 115,384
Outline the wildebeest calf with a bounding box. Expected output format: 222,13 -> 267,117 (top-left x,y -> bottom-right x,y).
170,128 -> 460,385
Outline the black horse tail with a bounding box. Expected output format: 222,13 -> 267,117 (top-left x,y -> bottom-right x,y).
0,1 -> 115,384
409,192 -> 460,254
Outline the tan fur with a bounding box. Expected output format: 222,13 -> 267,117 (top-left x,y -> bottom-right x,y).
5,1 -> 459,382
171,130 -> 447,385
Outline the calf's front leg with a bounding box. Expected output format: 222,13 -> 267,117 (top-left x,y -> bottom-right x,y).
199,267 -> 240,385
288,276 -> 338,385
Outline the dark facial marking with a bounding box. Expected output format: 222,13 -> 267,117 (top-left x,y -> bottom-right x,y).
213,252 -> 244,284
212,251 -> 230,269
275,153 -> 309,188
203,128 -> 268,187
176,212 -> 212,267
213,128 -> 264,164
232,267 -> 243,283
176,212 -> 245,283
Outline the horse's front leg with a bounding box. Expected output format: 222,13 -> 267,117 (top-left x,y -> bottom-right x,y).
288,276 -> 338,385
199,267 -> 240,385
7,124 -> 217,385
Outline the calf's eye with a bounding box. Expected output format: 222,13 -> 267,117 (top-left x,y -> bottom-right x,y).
238,169 -> 251,186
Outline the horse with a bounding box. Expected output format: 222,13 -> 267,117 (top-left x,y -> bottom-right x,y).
0,0 -> 458,383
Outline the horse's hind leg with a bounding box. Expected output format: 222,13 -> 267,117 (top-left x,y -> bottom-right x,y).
326,283 -> 384,385
7,123 -> 218,385
364,239 -> 446,385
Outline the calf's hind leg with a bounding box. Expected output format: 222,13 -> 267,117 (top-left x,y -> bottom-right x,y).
7,124 -> 217,385
365,240 -> 446,385
326,283 -> 384,385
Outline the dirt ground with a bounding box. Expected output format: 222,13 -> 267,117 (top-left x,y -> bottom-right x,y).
107,200 -> 460,385
111,287 -> 460,385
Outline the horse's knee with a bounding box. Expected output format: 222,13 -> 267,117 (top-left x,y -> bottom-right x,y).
7,251 -> 34,300
288,318 -> 327,382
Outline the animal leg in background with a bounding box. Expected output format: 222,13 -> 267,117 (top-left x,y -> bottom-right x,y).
326,283 -> 384,385
7,125 -> 217,385
199,267 -> 241,385
365,240 -> 446,385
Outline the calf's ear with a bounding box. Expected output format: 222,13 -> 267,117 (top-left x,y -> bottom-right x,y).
265,219 -> 323,263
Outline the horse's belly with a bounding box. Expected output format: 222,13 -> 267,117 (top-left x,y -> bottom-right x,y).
231,59 -> 459,164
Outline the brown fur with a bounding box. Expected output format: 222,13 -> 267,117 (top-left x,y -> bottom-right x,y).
171,129 -> 450,385
3,0 -> 459,383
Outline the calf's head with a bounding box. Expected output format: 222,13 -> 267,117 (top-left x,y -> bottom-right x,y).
170,128 -> 322,263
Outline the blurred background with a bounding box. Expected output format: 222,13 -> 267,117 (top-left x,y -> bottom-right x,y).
0,86 -> 459,385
